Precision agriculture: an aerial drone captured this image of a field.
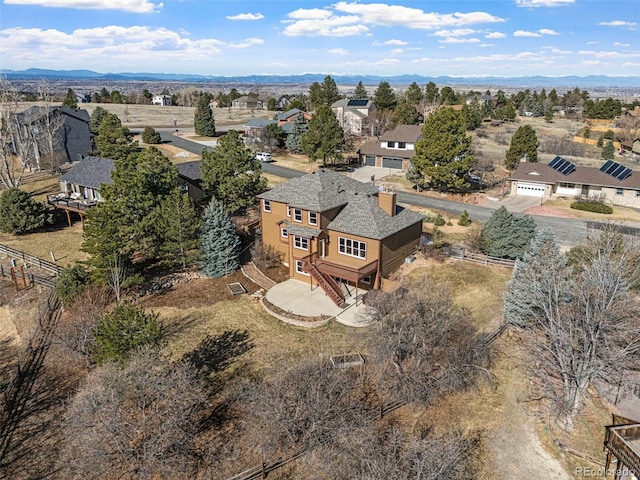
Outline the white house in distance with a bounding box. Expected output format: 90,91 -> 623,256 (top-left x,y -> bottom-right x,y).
152,95 -> 172,106
509,156 -> 640,208
331,98 -> 376,137
357,124 -> 422,171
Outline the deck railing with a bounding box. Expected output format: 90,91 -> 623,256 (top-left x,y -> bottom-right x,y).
47,194 -> 98,212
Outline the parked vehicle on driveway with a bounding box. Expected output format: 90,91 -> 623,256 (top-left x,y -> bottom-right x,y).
255,152 -> 273,162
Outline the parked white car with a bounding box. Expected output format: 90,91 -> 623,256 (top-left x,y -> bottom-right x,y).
255,152 -> 273,162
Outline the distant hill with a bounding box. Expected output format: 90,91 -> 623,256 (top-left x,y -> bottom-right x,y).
2,68 -> 640,88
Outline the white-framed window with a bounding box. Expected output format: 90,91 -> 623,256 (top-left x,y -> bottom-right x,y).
293,208 -> 302,223
339,237 -> 366,259
398,142 -> 406,149
280,227 -> 288,238
287,205 -> 291,217
616,188 -> 624,195
387,141 -> 395,148
308,211 -> 318,226
263,199 -> 271,212
293,236 -> 309,250
295,260 -> 309,276
560,182 -> 575,188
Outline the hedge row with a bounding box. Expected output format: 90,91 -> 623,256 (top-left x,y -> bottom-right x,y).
570,201 -> 613,214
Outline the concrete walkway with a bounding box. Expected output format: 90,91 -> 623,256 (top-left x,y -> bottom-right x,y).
265,279 -> 378,327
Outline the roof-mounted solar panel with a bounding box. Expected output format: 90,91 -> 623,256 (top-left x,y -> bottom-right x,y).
600,160 -> 632,181
347,98 -> 369,107
548,156 -> 575,176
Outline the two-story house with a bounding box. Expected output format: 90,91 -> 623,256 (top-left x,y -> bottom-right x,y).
331,98 -> 376,137
257,169 -> 423,304
358,124 -> 422,171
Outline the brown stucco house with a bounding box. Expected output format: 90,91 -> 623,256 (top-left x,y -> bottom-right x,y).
257,169 -> 423,304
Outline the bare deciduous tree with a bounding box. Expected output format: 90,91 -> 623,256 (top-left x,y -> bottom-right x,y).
0,78 -> 32,188
504,228 -> 640,428
59,349 -> 206,479
369,108 -> 395,138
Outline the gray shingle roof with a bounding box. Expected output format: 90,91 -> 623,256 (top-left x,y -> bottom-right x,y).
176,160 -> 201,181
327,193 -> 424,240
59,156 -> 114,190
380,124 -> 422,143
277,108 -> 303,121
281,221 -> 322,239
245,119 -> 275,128
258,169 -> 378,211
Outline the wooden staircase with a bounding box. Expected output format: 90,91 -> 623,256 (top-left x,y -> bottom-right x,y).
303,262 -> 345,306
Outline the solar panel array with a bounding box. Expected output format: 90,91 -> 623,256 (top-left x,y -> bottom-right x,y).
600,160 -> 632,181
548,156 -> 576,175
347,98 -> 369,107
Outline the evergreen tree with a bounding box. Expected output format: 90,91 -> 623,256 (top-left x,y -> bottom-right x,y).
411,107 -> 475,191
308,75 -> 341,109
83,147 -> 179,276
141,126 -> 161,144
505,125 -> 539,170
373,81 -> 397,110
353,81 -> 368,99
89,106 -> 109,134
301,104 -> 344,164
393,100 -> 421,125
602,141 -> 615,160
200,198 -> 241,278
405,82 -> 423,106
200,130 -> 267,214
194,93 -> 215,136
439,86 -> 458,105
424,81 -> 439,105
262,123 -> 285,151
480,206 -> 537,259
94,113 -> 137,160
158,189 -> 201,269
62,88 -> 77,109
94,303 -> 164,364
55,264 -> 91,307
285,113 -> 308,153
0,188 -> 51,235
462,99 -> 483,130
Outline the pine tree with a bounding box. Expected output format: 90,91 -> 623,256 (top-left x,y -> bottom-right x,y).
141,126 -> 161,144
505,125 -> 539,170
194,93 -> 215,136
412,107 -> 475,191
601,141 -> 615,160
200,130 -> 267,214
302,105 -> 344,164
94,113 -> 137,160
373,81 -> 397,110
405,82 -> 423,106
458,210 -> 471,226
0,188 -> 51,234
353,81 -> 368,99
285,113 -> 308,153
89,106 -> 109,134
62,88 -> 77,109
200,198 -> 241,277
480,206 -> 537,259
158,189 -> 201,269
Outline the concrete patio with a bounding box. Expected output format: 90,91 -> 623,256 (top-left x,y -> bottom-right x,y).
264,279 -> 378,328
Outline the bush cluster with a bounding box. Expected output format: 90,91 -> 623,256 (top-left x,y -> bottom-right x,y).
570,201 -> 613,214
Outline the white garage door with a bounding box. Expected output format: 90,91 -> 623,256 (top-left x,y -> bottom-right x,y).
516,182 -> 545,197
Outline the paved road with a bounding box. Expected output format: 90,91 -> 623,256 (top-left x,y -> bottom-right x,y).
160,131 -> 640,248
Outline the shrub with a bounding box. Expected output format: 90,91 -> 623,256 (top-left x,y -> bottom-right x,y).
0,188 -> 51,235
141,126 -> 162,144
570,201 -> 613,214
433,213 -> 446,226
251,240 -> 283,269
94,303 -> 164,364
597,136 -> 604,148
604,129 -> 615,140
56,264 -> 92,307
458,210 -> 472,226
432,226 -> 445,249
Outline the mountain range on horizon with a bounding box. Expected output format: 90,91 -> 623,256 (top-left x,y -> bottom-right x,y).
3,68 -> 640,89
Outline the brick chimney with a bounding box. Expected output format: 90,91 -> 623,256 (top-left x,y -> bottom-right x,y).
378,190 -> 396,216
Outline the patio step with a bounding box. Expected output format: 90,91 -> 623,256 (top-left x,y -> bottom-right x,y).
303,262 -> 345,306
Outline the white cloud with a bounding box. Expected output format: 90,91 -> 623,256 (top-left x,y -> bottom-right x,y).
286,8 -> 333,20
0,26 -> 227,70
226,13 -> 264,21
439,37 -> 480,44
614,42 -> 630,47
586,41 -> 599,45
577,49 -> 628,59
282,9 -> 367,37
228,38 -> 263,49
485,32 -> 506,39
391,48 -> 404,54
3,0 -> 161,12
542,46 -> 572,54
379,39 -> 407,46
598,20 -> 638,28
376,58 -> 400,65
328,48 -> 348,55
514,30 -> 541,37
515,0 -> 575,7
432,28 -> 476,38
514,29 -> 558,37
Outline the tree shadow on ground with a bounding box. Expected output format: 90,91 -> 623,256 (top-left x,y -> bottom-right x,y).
182,329 -> 253,381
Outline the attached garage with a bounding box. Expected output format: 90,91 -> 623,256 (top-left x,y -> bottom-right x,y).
382,157 -> 403,169
364,155 -> 376,166
516,182 -> 545,197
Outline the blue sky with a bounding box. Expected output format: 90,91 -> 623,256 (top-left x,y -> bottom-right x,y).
0,0 -> 638,77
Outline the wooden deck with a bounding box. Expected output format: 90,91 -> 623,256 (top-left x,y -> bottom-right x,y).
604,422 -> 640,475
47,194 -> 98,225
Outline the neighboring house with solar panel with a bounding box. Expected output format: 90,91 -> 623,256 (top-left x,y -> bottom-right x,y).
257,169 -> 423,304
357,124 -> 422,171
509,156 -> 640,207
331,98 -> 376,137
